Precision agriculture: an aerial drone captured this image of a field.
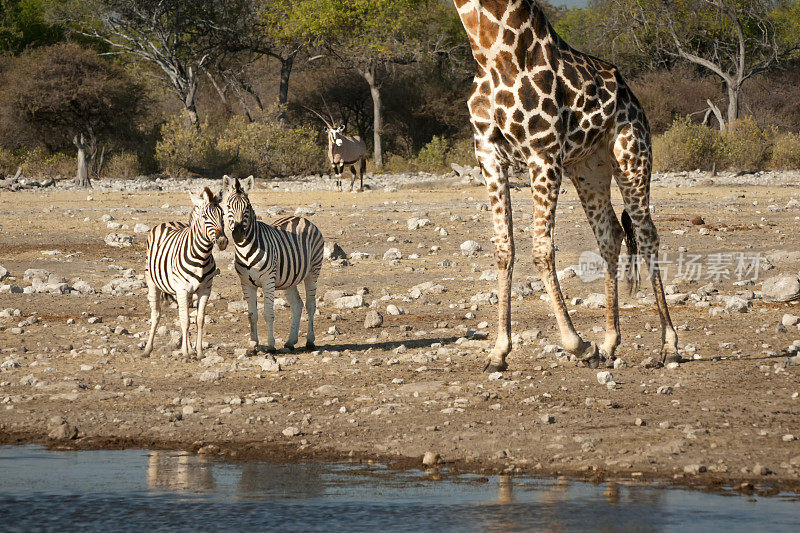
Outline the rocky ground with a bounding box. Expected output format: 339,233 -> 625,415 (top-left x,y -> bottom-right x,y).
1,171 -> 800,494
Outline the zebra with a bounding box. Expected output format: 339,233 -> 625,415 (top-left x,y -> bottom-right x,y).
143,187 -> 228,359
222,175 -> 324,353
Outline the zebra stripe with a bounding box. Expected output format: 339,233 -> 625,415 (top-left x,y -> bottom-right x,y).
223,175 -> 324,352
143,188 -> 226,359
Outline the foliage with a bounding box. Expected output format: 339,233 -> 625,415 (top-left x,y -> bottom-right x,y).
216,114 -> 324,178
0,0 -> 63,54
721,116 -> 776,170
155,112 -> 224,177
0,42 -> 144,152
770,132 -> 800,169
414,135 -> 449,169
0,146 -> 19,175
652,117 -> 724,172
105,151 -> 141,178
18,148 -> 75,177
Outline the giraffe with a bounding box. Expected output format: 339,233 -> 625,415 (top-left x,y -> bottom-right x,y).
453,0 -> 680,372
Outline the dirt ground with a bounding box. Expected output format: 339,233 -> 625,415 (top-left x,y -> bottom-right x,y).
1,175 -> 799,494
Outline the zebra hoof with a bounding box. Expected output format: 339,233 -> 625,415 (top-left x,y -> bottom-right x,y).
305,341 -> 316,351
281,344 -> 295,353
265,346 -> 277,355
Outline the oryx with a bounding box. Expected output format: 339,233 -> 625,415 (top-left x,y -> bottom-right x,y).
306,106 -> 367,192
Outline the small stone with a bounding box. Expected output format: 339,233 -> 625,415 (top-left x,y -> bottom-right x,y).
460,240 -> 482,256
540,414 -> 555,424
197,370 -> 222,382
665,362 -> 680,370
782,434 -> 796,442
324,243 -> 347,261
182,405 -> 196,415
596,371 -> 613,384
87,316 -> 102,324
383,248 -> 402,261
104,233 -> 133,248
422,451 -> 440,466
487,372 -> 503,381
282,426 -> 301,437
683,464 -> 707,475
656,386 -> 673,395
364,310 -> 383,329
761,275 -> 800,303
634,418 -> 645,426
133,223 -> 150,233
386,304 -> 403,316
752,463 -> 770,476
334,295 -> 364,309
782,314 -> 800,327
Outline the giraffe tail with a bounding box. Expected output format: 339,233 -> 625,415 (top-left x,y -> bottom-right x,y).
621,210 -> 640,294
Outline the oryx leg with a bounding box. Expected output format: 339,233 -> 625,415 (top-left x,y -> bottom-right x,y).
349,164 -> 357,192
284,285 -> 303,351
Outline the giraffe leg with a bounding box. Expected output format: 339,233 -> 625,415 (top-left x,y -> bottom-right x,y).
530,161 -> 595,361
614,132 -> 680,365
304,272 -> 319,350
143,272 -> 160,357
477,150 -> 513,372
284,285 -> 303,351
571,169 -> 624,365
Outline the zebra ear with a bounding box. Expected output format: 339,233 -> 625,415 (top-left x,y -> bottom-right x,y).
222,175 -> 234,192
242,175 -> 254,193
189,190 -> 202,207
202,187 -> 214,204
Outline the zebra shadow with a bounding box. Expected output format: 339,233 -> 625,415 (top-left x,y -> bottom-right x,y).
316,336 -> 463,353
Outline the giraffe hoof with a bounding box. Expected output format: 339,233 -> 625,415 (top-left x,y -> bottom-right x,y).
483,361 -> 508,373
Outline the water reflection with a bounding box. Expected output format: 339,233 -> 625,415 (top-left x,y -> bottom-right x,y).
147,451 -> 215,492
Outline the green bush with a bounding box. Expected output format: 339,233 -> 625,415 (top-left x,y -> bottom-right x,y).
722,116 -> 775,171
446,137 -> 476,166
19,148 -> 75,178
155,112 -> 225,178
414,135 -> 449,170
106,152 -> 141,178
216,115 -> 324,178
652,117 -> 724,172
770,132 -> 800,169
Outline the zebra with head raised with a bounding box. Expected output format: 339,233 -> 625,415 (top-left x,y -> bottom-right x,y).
222,175 -> 324,353
143,187 -> 227,359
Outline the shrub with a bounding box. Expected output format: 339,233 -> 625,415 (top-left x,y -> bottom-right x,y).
770,132 -> 800,170
155,112 -> 224,178
0,147 -> 19,176
19,148 -> 75,178
652,117 -> 723,172
216,115 -> 324,178
721,116 -> 775,171
414,136 -> 449,170
106,152 -> 141,178
446,137 -> 476,166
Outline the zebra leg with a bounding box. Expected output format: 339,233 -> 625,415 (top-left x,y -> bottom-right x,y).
143,274 -> 160,357
304,273 -> 318,350
176,289 -> 192,358
284,286 -> 303,351
243,283 -> 259,354
261,275 -> 277,353
195,288 -> 210,359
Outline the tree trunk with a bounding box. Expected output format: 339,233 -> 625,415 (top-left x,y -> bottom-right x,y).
184,77 -> 200,129
277,52 -> 296,123
362,63 -> 383,169
726,83 -> 741,132
74,134 -> 91,188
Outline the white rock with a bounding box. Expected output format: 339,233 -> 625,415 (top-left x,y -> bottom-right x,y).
386,304 -> 403,316
104,233 -> 133,248
422,451 -> 440,466
596,371 -> 614,384
583,293 -> 606,309
782,314 -> 800,327
334,295 -> 364,309
460,240 -> 482,256
383,248 -> 402,261
282,426 -> 301,437
762,275 -> 800,303
133,223 -> 150,234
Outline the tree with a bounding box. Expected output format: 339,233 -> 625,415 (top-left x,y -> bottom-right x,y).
0,43 -> 144,186
287,0 -> 435,169
610,0 -> 800,130
0,0 -> 63,54
55,0 -> 250,128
